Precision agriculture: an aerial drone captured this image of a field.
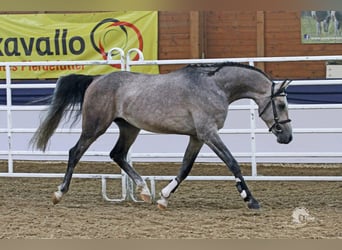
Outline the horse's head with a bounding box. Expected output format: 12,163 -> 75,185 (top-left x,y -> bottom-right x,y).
258,80 -> 293,144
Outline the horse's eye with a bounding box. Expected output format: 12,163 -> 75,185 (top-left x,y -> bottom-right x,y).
278,103 -> 286,110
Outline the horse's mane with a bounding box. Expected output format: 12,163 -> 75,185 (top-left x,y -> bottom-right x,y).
186,61 -> 271,80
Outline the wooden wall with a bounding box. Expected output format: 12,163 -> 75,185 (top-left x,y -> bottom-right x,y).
158,11 -> 191,72
158,11 -> 342,79
1,11 -> 341,79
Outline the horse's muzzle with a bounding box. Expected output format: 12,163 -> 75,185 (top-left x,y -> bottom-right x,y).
277,133 -> 293,144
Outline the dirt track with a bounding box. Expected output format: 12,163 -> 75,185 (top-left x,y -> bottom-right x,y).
0,161 -> 341,239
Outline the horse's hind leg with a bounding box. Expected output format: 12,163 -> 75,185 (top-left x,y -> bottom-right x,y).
157,136 -> 203,209
52,131 -> 101,204
201,131 -> 260,209
110,119 -> 151,203
52,110 -> 113,204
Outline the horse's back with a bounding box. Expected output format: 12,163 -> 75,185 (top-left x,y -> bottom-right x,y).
82,67 -> 228,135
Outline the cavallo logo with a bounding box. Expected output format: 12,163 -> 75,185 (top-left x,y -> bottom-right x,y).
0,29 -> 85,57
0,12 -> 156,78
0,18 -> 144,68
90,18 -> 144,68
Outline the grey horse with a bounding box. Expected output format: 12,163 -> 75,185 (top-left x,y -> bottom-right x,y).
31,62 -> 292,210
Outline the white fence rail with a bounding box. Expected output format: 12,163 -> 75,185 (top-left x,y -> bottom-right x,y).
1,51 -> 342,202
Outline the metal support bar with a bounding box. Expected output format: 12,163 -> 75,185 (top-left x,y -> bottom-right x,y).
248,61 -> 258,176
5,65 -> 13,173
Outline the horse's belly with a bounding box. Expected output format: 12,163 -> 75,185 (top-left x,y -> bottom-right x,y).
127,115 -> 196,135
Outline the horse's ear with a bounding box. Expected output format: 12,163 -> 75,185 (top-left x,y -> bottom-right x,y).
281,79 -> 292,90
274,79 -> 292,96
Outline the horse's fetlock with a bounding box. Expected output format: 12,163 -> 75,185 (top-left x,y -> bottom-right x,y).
161,178 -> 179,198
235,177 -> 250,201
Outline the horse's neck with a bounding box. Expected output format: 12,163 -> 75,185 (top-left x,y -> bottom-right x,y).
216,68 -> 270,104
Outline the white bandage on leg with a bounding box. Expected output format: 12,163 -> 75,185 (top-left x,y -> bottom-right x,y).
161,178 -> 178,198
235,177 -> 247,200
240,190 -> 247,199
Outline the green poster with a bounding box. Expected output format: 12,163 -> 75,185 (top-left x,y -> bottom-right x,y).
301,10 -> 342,43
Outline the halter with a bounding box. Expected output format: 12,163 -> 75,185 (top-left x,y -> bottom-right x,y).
259,80 -> 292,133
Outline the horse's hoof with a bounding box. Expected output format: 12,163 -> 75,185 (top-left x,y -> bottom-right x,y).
137,184 -> 152,203
157,195 -> 168,210
140,193 -> 152,203
247,198 -> 260,210
52,191 -> 63,205
157,202 -> 167,210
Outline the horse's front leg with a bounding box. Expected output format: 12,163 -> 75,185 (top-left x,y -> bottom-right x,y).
203,131 -> 260,209
157,136 -> 203,209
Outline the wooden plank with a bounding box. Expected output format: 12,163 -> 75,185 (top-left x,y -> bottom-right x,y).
266,61 -> 326,79
190,11 -> 200,58
158,11 -> 190,63
256,11 -> 265,71
204,11 -> 257,58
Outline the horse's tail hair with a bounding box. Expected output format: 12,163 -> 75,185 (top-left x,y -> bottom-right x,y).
30,74 -> 95,151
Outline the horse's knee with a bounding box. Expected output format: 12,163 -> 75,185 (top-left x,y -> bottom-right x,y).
110,150 -> 126,164
109,150 -> 115,160
110,152 -> 120,163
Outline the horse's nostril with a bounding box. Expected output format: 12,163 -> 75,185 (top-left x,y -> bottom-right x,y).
288,134 -> 293,143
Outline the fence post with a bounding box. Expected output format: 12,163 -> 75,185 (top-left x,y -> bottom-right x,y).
5,65 -> 13,173
107,47 -> 126,71
126,48 -> 144,71
248,61 -> 258,176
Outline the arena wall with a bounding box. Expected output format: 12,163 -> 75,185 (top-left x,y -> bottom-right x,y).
1,11 -> 342,165
1,10 -> 341,78
158,11 -> 342,79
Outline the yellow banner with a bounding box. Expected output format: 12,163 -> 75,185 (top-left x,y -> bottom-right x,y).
0,11 -> 158,79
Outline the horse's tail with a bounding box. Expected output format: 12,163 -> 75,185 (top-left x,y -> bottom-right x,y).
30,74 -> 95,151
